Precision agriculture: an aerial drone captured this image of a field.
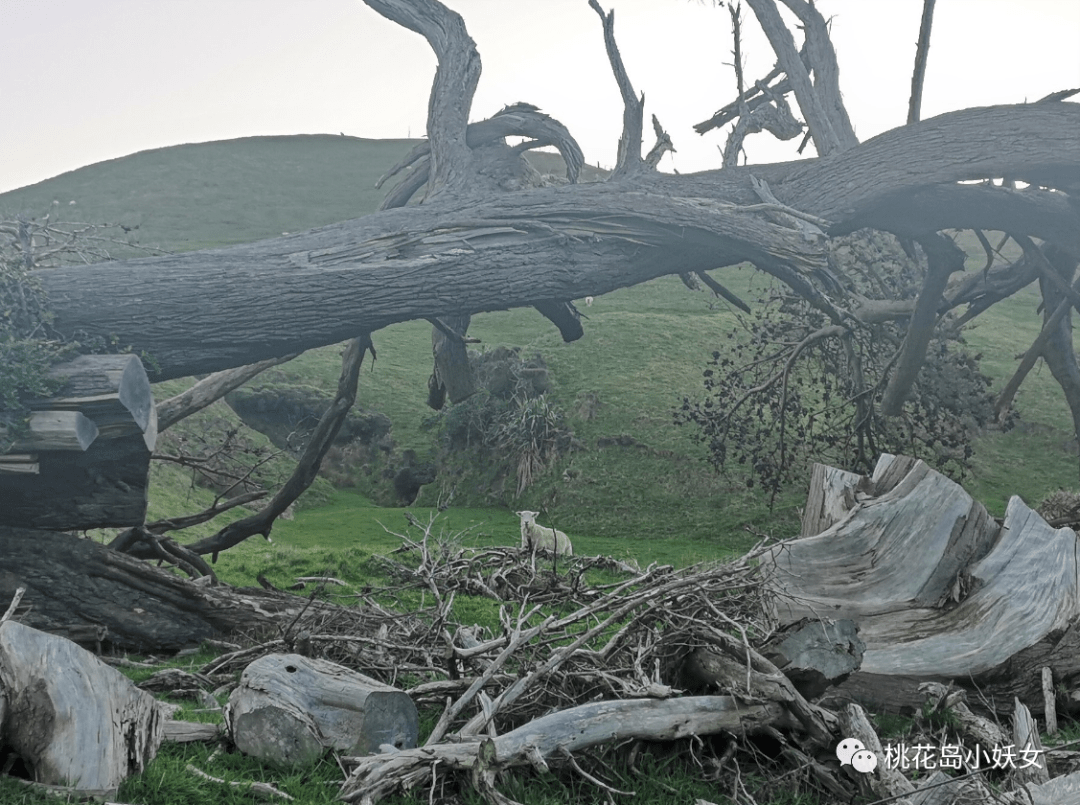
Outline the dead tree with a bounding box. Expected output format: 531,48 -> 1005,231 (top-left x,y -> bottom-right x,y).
0,0 -> 1077,651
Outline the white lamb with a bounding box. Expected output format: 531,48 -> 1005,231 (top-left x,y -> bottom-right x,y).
516,510 -> 573,556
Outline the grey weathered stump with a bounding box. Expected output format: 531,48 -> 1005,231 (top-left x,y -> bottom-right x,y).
0,620 -> 165,795
226,653 -> 418,767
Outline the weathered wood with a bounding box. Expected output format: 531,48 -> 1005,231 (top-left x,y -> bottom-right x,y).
0,620 -> 166,794
1026,770 -> 1080,805
340,695 -> 787,803
766,455 -> 1080,715
1013,697 -> 1050,786
837,703 -> 914,803
917,682 -> 1007,751
0,454 -> 38,474
0,526 -> 300,652
10,410 -> 99,452
760,618 -> 864,700
1043,667 -> 1059,736
0,355 -> 156,529
800,462 -> 862,537
31,354 -> 153,438
227,653 -> 419,767
0,428 -> 152,529
32,104 -> 1080,380
163,721 -> 222,743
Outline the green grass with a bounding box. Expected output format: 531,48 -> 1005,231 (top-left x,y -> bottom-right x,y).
3,140 -> 1080,805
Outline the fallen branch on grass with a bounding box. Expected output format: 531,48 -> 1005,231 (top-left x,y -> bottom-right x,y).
339,696 -> 787,803
186,764 -> 294,801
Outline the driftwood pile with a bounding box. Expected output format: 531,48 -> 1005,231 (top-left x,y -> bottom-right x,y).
4,455 -> 1080,804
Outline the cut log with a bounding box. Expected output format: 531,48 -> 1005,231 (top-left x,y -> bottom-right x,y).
0,355 -> 156,529
0,454 -> 38,475
0,428 -> 152,529
10,410 -> 99,452
0,620 -> 166,795
163,721 -> 223,743
765,454 -> 1080,716
31,354 -> 153,438
226,653 -> 419,767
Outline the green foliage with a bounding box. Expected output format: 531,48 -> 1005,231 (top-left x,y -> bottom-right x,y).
0,218 -> 68,451
427,350 -> 574,500
676,233 -> 1005,496
677,298 -> 1001,495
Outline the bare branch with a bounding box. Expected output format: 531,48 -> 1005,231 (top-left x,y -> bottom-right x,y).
588,0 -> 644,178
185,335 -> 374,557
531,300 -> 583,342
156,354 -> 299,432
363,0 -> 480,195
643,115 -> 675,169
907,0 -> 936,124
378,103 -> 585,208
880,234 -> 965,416
694,271 -> 751,313
776,0 -> 858,148
744,0 -> 846,155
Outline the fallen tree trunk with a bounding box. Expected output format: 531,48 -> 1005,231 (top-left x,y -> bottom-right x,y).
0,526 -> 308,652
33,104 -> 1080,380
765,454 -> 1080,715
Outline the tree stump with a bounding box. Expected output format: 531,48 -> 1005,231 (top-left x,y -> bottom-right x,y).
226,654 -> 418,767
0,620 -> 165,795
765,454 -> 1080,715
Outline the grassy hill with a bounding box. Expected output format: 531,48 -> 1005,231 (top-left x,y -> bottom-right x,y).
4,137 -> 1080,805
2,135 -> 1077,568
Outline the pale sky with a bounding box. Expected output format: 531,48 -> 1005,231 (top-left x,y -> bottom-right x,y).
1,0 -> 1077,194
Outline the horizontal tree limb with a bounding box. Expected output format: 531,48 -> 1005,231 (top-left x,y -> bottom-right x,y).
33,104 -> 1080,380
340,696 -> 786,803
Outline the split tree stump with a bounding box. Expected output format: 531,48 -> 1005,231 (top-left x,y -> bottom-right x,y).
227,653 -> 419,767
0,619 -> 165,795
765,454 -> 1080,715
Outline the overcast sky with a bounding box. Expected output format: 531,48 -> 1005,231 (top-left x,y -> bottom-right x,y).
1,0 -> 1077,194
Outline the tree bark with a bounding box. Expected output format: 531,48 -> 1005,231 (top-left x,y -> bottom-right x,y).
226,653 -> 418,766
33,104 -> 1080,381
0,619 -> 166,794
0,526 -> 307,653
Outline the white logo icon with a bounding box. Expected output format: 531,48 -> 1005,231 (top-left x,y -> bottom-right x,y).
837,738 -> 878,773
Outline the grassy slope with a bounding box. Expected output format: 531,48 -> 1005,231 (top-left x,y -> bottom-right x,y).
3,136 -> 1079,805
4,136 -> 1076,566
